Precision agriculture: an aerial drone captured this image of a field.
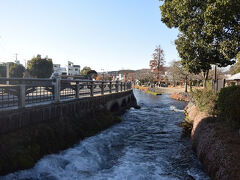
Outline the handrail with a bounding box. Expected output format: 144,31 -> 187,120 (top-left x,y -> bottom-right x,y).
0,77 -> 132,110
0,77 -> 53,82
0,77 -> 120,83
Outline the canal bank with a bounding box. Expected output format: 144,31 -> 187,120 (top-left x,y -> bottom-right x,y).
2,89 -> 209,179
170,89 -> 240,179
185,102 -> 240,180
133,85 -> 186,96
0,90 -> 137,175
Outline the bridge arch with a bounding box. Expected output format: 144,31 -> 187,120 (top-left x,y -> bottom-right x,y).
121,99 -> 127,107
110,102 -> 120,112
127,97 -> 131,104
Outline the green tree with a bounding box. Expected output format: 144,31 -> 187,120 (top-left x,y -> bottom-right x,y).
87,70 -> 98,79
0,63 -> 25,77
80,66 -> 91,75
160,0 -> 239,86
9,63 -> 25,77
27,55 -> 53,78
160,0 -> 239,58
0,64 -> 6,77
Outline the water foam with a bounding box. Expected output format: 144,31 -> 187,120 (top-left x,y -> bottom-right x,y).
170,105 -> 184,112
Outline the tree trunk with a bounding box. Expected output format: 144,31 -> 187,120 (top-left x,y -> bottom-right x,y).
190,79 -> 192,92
185,75 -> 188,93
203,70 -> 209,89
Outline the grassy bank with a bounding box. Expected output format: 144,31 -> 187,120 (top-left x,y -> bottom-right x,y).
183,86 -> 240,179
144,90 -> 161,96
133,85 -> 161,95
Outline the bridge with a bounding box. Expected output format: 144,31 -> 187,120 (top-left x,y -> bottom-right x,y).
0,77 -> 136,135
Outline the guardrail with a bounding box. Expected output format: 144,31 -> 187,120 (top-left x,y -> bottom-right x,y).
0,77 -> 132,110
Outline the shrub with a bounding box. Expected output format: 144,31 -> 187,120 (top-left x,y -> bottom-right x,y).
216,86 -> 240,129
192,89 -> 217,115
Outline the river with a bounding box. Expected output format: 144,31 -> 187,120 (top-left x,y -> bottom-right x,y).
1,89 -> 210,180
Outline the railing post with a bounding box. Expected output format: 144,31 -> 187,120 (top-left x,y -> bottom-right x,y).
90,82 -> 94,97
120,82 -> 123,92
75,82 -> 79,99
109,82 -> 112,94
6,63 -> 9,85
18,84 -> 25,108
129,82 -> 132,90
116,81 -> 119,93
54,77 -> 60,102
124,82 -> 126,91
101,81 -> 104,95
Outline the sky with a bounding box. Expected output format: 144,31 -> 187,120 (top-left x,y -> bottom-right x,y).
0,0 -> 179,72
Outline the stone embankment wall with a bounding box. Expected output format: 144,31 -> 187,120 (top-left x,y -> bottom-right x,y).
0,90 -> 138,175
185,103 -> 240,180
0,90 -> 136,135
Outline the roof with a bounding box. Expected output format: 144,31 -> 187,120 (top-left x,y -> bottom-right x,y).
226,72 -> 240,80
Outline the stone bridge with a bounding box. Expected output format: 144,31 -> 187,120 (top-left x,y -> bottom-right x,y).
0,78 -> 137,135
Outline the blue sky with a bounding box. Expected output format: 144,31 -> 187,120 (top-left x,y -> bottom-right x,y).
0,0 -> 179,71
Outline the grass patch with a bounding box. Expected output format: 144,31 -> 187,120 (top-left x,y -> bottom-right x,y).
191,86 -> 240,129
192,89 -> 217,115
145,90 -> 162,96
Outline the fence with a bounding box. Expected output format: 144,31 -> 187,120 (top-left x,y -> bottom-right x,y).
0,77 -> 132,110
212,79 -> 226,92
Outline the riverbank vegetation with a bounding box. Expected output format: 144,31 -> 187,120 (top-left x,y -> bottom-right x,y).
133,85 -> 161,96
192,89 -> 217,115
190,86 -> 240,130
216,86 -> 240,129
144,90 -> 161,96
184,86 -> 240,179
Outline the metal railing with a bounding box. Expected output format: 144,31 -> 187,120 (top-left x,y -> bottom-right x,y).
0,77 -> 132,110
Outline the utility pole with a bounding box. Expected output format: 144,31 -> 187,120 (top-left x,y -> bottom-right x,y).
214,65 -> 218,92
6,63 -> 9,85
15,53 -> 18,63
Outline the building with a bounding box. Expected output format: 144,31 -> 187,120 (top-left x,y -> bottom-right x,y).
53,64 -> 61,73
53,64 -> 67,75
226,72 -> 240,85
53,61 -> 81,76
67,61 -> 80,76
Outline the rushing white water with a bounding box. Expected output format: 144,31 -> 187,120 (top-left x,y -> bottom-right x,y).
170,105 -> 184,112
1,90 -> 210,180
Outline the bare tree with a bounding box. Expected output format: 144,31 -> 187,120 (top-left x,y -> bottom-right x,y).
149,45 -> 165,84
168,60 -> 204,91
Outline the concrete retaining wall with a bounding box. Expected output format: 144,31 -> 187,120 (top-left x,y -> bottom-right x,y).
0,90 -> 136,135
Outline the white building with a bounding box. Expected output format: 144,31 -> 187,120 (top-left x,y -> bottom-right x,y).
115,73 -> 124,81
53,61 -> 81,76
67,61 -> 80,76
53,64 -> 67,75
53,64 -> 61,73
